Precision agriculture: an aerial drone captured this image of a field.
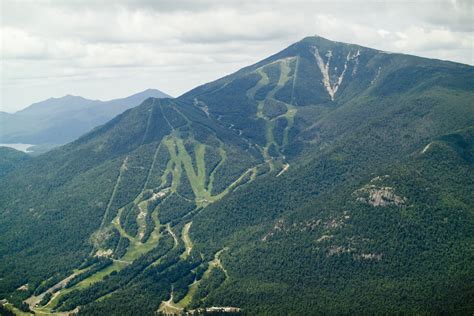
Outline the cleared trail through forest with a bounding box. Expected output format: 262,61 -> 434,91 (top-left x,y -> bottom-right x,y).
180,222 -> 193,259
25,272 -> 81,310
246,58 -> 298,170
99,156 -> 129,231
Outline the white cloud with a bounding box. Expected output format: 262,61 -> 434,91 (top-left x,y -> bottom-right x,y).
393,26 -> 468,51
0,0 -> 472,112
377,29 -> 390,38
1,27 -> 47,59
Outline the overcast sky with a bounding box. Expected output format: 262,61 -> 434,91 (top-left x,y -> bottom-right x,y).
1,0 -> 472,112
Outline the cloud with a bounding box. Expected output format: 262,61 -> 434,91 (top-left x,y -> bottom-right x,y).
393,26 -> 467,51
1,0 -> 472,112
1,27 -> 47,59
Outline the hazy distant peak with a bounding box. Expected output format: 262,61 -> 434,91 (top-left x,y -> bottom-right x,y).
2,88 -> 170,144
129,88 -> 171,98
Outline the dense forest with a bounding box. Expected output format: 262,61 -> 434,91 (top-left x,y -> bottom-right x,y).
0,36 -> 473,315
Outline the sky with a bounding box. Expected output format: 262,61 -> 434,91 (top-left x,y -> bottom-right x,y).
1,0 -> 473,113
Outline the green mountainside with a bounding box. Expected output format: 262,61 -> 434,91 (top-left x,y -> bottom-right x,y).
0,36 -> 473,315
0,147 -> 30,178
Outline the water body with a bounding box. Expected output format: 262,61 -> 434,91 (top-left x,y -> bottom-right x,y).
0,143 -> 35,153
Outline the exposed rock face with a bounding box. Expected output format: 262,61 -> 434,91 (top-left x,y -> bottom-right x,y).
261,219 -> 285,241
354,177 -> 406,207
311,46 -> 361,101
17,284 -> 29,291
328,245 -> 354,256
261,213 -> 350,242
355,253 -> 383,261
95,248 -> 113,257
316,235 -> 333,243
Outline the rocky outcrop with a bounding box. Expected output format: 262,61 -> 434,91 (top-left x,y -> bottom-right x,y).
354,177 -> 406,207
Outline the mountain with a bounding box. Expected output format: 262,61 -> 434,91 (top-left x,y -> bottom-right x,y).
0,147 -> 30,178
0,36 -> 472,315
0,89 -> 170,146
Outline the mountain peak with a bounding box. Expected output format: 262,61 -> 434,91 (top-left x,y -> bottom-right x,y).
0,35 -> 472,316
114,89 -> 171,102
60,94 -> 93,101
295,35 -> 365,51
4,89 -> 170,144
302,34 -> 333,42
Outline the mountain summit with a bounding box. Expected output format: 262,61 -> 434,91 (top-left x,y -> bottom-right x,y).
0,89 -> 171,146
0,37 -> 473,315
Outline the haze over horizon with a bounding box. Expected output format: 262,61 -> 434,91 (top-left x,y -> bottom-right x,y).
1,0 -> 472,112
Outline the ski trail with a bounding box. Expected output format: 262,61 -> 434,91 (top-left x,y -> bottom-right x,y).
207,145 -> 227,195
290,56 -> 299,105
160,104 -> 175,131
207,146 -> 226,193
142,142 -> 162,191
25,272 -> 81,309
172,105 -> 192,125
141,99 -> 155,144
212,248 -> 229,279
276,163 -> 289,177
166,223 -> 179,247
136,201 -> 148,241
164,247 -> 230,312
180,222 -> 193,259
112,208 -> 135,241
158,288 -> 182,315
99,156 -> 129,231
213,166 -> 256,200
246,68 -> 269,99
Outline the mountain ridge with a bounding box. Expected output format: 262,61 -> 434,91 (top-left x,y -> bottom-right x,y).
0,89 -> 171,146
0,36 -> 472,315
6,89 -> 171,115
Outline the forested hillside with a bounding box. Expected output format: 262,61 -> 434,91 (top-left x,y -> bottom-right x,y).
0,147 -> 29,178
0,36 -> 472,315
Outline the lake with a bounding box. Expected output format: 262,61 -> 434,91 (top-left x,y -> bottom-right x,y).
0,143 -> 36,153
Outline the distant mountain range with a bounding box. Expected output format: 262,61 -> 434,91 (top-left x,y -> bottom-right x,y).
0,89 -> 170,146
0,36 -> 472,315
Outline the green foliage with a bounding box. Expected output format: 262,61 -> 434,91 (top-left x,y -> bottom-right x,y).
0,147 -> 29,178
159,194 -> 196,224
18,302 -> 31,313
0,305 -> 15,316
103,228 -> 121,251
203,146 -> 222,186
210,147 -> 256,195
254,64 -> 281,101
109,144 -> 156,218
262,99 -> 288,119
191,127 -> 474,314
65,258 -> 113,289
121,204 -> 140,238
55,236 -> 174,312
0,36 -> 473,315
146,144 -> 170,189
177,168 -> 196,200
113,237 -> 129,259
191,268 -> 226,308
161,106 -> 188,129
39,291 -> 53,306
142,210 -> 156,243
